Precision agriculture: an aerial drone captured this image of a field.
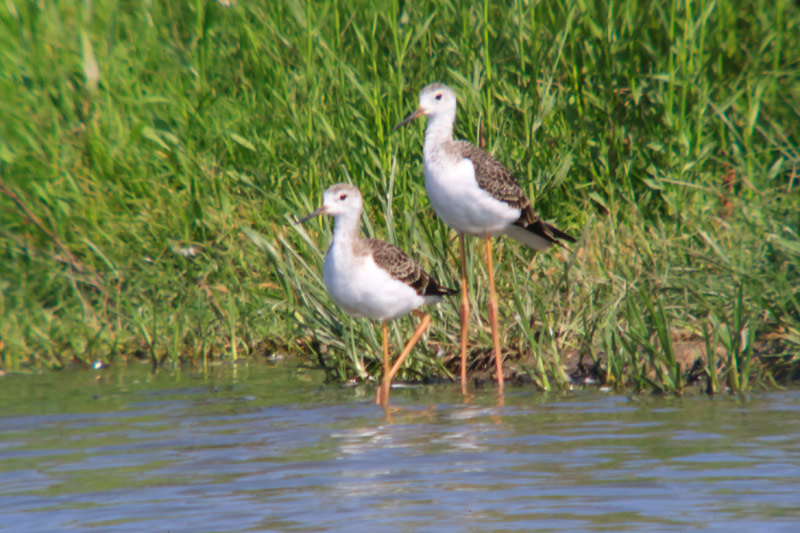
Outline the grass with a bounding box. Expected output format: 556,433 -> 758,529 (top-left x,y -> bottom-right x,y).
1,0 -> 798,394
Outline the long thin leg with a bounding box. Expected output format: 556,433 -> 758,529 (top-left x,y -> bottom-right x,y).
377,321 -> 390,407
459,233 -> 469,393
387,310 -> 431,382
485,234 -> 504,392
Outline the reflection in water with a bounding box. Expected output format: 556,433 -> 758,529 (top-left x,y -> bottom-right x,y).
1,363 -> 799,531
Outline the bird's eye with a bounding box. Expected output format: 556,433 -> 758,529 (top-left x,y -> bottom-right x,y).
435,93 -> 442,101
339,193 -> 347,200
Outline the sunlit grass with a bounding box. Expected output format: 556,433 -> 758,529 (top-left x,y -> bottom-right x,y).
1,0 -> 798,393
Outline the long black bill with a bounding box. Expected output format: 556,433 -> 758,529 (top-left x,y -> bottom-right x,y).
295,206 -> 327,225
391,108 -> 425,132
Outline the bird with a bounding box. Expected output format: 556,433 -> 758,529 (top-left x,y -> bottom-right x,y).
393,82 -> 576,393
297,183 -> 457,407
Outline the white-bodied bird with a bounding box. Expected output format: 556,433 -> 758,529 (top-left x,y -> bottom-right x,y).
298,183 -> 457,406
394,83 -> 575,392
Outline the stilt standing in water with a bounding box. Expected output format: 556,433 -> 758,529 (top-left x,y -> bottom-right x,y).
298,183 -> 457,407
394,83 -> 576,392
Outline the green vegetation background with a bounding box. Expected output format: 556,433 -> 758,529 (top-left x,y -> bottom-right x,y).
1,0 -> 798,392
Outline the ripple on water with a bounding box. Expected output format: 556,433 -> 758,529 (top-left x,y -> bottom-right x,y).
1,364 -> 799,531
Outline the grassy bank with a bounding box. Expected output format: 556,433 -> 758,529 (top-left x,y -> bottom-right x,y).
1,0 -> 798,393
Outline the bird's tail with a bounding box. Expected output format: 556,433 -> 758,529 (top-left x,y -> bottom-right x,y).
425,281 -> 458,297
503,220 -> 576,251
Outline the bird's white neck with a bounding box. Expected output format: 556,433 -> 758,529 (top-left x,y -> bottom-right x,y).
423,110 -> 455,157
330,209 -> 361,253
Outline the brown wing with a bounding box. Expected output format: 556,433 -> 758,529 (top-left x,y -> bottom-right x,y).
453,140 -> 530,211
366,239 -> 457,297
454,141 -> 577,245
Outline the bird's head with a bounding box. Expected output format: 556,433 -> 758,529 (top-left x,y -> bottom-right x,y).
392,82 -> 457,131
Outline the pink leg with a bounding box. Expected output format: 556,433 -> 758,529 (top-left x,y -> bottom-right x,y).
388,311 -> 431,382
377,321 -> 390,407
459,234 -> 469,394
485,234 -> 504,392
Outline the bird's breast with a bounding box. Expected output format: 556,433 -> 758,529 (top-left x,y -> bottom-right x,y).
423,157 -> 519,234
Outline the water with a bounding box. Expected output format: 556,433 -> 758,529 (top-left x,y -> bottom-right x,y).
1,362 -> 799,532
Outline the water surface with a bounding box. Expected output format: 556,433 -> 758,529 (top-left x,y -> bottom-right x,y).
1,362 -> 799,531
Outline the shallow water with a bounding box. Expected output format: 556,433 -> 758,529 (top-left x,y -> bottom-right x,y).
1,362 -> 799,532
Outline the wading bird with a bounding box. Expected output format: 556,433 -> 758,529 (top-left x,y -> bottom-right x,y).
298,183 -> 457,407
393,83 -> 576,392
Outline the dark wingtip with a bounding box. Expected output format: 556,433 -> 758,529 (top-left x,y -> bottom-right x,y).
424,282 -> 458,297
528,220 -> 577,245
548,224 -> 577,244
